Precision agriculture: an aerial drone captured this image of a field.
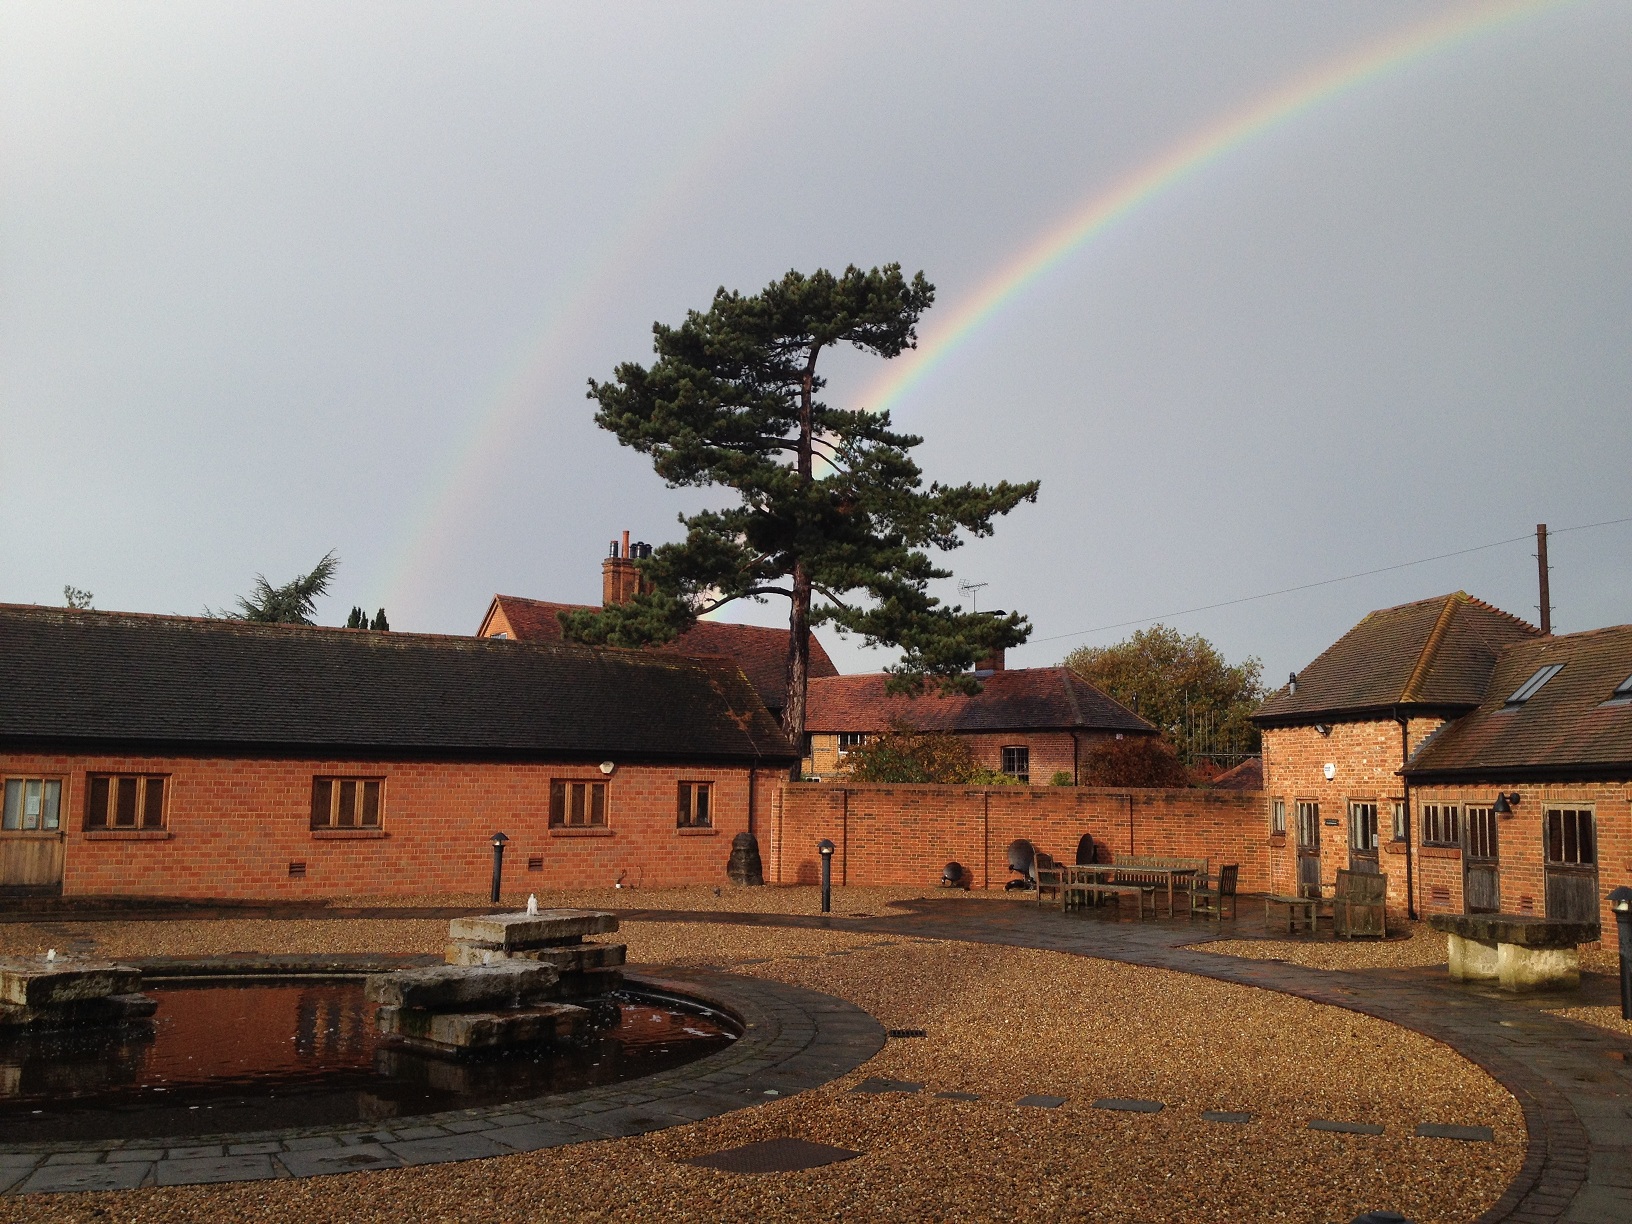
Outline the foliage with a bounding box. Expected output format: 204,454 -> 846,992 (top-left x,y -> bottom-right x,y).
229,551 -> 339,625
1049,770 -> 1074,786
1063,624 -> 1265,767
346,606 -> 366,629
370,608 -> 390,631
1081,735 -> 1190,788
564,264 -> 1040,739
840,721 -> 1017,785
63,586 -> 94,610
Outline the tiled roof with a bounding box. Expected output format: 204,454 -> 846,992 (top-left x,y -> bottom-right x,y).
1209,756 -> 1263,790
0,605 -> 795,762
483,595 -> 838,713
804,667 -> 1156,735
1254,593 -> 1539,725
1403,624 -> 1632,778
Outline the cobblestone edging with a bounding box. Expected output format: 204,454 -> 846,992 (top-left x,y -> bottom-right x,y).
0,966 -> 884,1196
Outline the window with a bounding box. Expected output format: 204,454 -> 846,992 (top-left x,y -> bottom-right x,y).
1421,802 -> 1459,847
1505,663 -> 1563,706
311,777 -> 382,829
3,778 -> 62,832
1466,806 -> 1496,859
1001,746 -> 1030,783
677,782 -> 712,828
1349,802 -> 1378,853
550,780 -> 607,828
1391,800 -> 1407,842
837,732 -> 870,755
1545,807 -> 1595,866
1603,673 -> 1632,707
85,774 -> 167,831
1270,799 -> 1286,836
1296,801 -> 1320,846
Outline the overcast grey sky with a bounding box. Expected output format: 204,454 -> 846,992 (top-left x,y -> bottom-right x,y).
3,1 -> 1628,683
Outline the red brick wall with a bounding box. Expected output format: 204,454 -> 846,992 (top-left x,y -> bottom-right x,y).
806,730 -> 1117,784
1410,780 -> 1631,932
0,750 -> 767,899
767,781 -> 1269,892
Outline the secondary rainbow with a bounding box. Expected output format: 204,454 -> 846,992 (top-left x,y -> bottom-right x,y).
858,0 -> 1570,420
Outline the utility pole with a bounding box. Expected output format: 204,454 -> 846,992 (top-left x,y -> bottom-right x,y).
1536,523 -> 1551,635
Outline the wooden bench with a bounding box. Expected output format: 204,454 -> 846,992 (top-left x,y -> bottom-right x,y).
1333,869 -> 1388,939
1109,854 -> 1207,915
1429,913 -> 1601,991
1263,886 -> 1330,934
1063,880 -> 1154,919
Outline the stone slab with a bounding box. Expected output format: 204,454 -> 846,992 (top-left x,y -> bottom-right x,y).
384,1132 -> 510,1166
1093,1098 -> 1164,1113
1201,1111 -> 1254,1124
18,1161 -> 150,1194
936,1091 -> 981,1101
448,910 -> 618,950
1415,1123 -> 1494,1142
1430,913 -> 1600,947
276,1144 -> 402,1179
849,1077 -> 922,1094
1018,1094 -> 1066,1108
1310,1119 -> 1385,1135
155,1154 -> 280,1186
485,1120 -> 595,1152
0,960 -> 142,1008
444,941 -> 627,971
378,1001 -> 590,1049
364,962 -> 559,1010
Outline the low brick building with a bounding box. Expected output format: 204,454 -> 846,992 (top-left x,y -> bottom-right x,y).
0,605 -> 795,899
803,652 -> 1157,783
476,533 -> 838,725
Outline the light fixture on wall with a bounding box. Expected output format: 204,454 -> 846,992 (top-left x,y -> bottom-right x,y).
1314,724 -> 1332,737
599,761 -> 615,775
1492,792 -> 1521,818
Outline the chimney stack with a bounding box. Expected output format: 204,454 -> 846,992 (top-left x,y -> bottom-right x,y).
601,530 -> 653,607
975,647 -> 1005,673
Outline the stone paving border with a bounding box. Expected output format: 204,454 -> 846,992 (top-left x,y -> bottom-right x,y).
0,966 -> 883,1196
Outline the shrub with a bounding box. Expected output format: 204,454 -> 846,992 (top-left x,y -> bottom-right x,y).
1082,736 -> 1190,788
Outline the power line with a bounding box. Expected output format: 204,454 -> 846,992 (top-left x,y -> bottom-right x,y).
1031,513 -> 1632,647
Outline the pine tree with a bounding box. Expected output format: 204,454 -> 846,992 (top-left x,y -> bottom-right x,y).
370,608 -> 390,632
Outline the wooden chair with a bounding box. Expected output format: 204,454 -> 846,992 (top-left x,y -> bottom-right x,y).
1332,869 -> 1388,939
1035,851 -> 1065,908
1191,864 -> 1239,921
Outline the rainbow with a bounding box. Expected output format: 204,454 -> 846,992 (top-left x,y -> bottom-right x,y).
857,0 -> 1570,420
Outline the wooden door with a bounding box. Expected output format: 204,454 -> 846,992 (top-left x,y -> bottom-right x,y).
1,776 -> 66,893
1544,807 -> 1599,923
1348,801 -> 1380,875
1463,804 -> 1500,914
1296,801 -> 1322,893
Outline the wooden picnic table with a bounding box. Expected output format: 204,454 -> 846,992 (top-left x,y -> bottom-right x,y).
1099,865 -> 1199,916
1059,864 -> 1152,918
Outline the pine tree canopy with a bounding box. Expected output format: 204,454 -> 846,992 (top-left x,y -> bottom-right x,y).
565,264 -> 1040,740
230,551 -> 339,625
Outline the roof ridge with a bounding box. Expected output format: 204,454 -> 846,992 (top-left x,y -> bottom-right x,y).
1400,594 -> 1464,703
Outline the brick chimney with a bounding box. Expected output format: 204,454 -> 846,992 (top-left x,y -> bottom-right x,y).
975,647 -> 1005,673
601,530 -> 653,606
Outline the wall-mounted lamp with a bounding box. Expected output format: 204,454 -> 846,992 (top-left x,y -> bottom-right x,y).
599,761 -> 616,775
1492,793 -> 1521,818
1314,724 -> 1332,737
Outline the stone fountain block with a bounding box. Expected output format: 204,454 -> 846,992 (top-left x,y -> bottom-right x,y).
444,941 -> 627,972
377,1001 -> 592,1050
448,910 -> 618,951
0,960 -> 142,1008
0,992 -> 156,1031
364,963 -> 559,1011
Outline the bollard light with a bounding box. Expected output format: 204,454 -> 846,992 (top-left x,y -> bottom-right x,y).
490,831 -> 509,905
818,838 -> 836,914
1608,885 -> 1632,1022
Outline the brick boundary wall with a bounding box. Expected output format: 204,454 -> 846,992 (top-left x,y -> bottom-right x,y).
766,782 -> 1269,893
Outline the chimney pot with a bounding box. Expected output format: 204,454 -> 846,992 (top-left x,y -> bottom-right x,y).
621,530 -> 630,559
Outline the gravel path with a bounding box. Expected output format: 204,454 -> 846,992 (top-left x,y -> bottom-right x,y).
1,917 -> 1523,1224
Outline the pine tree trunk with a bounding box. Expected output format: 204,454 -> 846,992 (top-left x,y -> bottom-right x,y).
783,561 -> 812,765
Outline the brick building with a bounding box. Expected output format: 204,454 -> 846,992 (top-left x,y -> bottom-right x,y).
803,651 -> 1157,783
476,532 -> 838,725
1256,592 -> 1632,930
0,605 -> 795,899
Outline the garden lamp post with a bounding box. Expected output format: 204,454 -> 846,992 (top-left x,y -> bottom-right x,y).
1608,885 -> 1632,1021
818,839 -> 835,914
490,831 -> 509,905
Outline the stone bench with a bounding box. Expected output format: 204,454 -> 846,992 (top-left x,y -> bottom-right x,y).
1429,914 -> 1600,991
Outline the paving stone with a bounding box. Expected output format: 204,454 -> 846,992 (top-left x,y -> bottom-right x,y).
936,1091 -> 981,1101
440,1117 -> 496,1134
1201,1111 -> 1254,1124
155,1154 -> 280,1186
574,1105 -> 695,1139
682,1137 -> 861,1174
1562,1182 -> 1632,1223
1586,1147 -> 1632,1188
106,1148 -> 165,1163
279,1135 -> 343,1152
1093,1098 -> 1164,1113
484,1120 -> 595,1153
1414,1123 -> 1494,1142
165,1144 -> 224,1159
18,1162 -> 150,1194
389,1125 -> 450,1141
849,1077 -> 923,1094
385,1132 -> 510,1166
1309,1119 -> 1386,1135
226,1142 -> 284,1155
1018,1095 -> 1067,1108
277,1144 -> 402,1179
43,1151 -> 105,1164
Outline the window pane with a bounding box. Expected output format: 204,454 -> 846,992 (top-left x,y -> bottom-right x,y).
337,780 -> 357,828
1547,811 -> 1563,862
42,781 -> 61,830
142,778 -> 165,829
550,780 -> 565,827
115,777 -> 138,828
22,780 -> 42,830
361,781 -> 380,828
1577,812 -> 1595,864
311,779 -> 332,828
570,783 -> 585,825
589,783 -> 605,827
87,776 -> 110,830
678,783 -> 691,826
1563,811 -> 1577,863
2,780 -> 20,831
696,785 -> 710,826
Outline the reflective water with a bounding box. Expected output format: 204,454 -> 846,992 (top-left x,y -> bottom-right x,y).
0,981 -> 736,1143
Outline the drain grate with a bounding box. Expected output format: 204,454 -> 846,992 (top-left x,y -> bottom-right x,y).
887,1029 -> 927,1038
682,1137 -> 862,1174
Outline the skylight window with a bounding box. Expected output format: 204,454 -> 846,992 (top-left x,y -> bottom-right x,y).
1604,673 -> 1632,707
1505,663 -> 1563,706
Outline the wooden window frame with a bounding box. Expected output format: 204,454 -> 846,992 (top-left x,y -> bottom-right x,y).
1421,802 -> 1460,847
677,781 -> 713,829
550,779 -> 608,828
1465,804 -> 1497,860
1001,746 -> 1030,783
84,774 -> 168,831
1295,800 -> 1320,846
1544,806 -> 1595,867
310,777 -> 384,830
1390,800 -> 1407,842
3,776 -> 65,833
1270,798 -> 1287,836
837,732 -> 869,755
1349,801 -> 1379,853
